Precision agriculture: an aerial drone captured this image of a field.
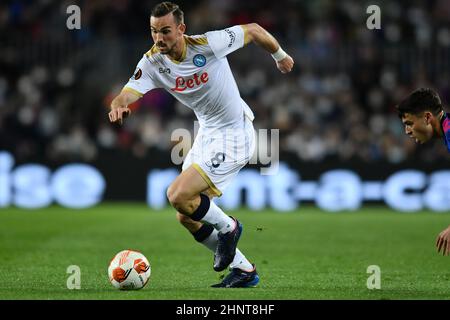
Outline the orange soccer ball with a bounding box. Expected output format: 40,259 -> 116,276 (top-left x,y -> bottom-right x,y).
108,250 -> 151,290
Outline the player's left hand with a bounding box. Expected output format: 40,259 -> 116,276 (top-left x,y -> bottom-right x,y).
276,55 -> 294,74
436,225 -> 450,256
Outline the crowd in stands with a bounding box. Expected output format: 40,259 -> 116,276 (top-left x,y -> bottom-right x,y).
1,0 -> 449,164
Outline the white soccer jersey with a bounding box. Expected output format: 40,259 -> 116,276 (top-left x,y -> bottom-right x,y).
123,25 -> 257,196
123,25 -> 255,131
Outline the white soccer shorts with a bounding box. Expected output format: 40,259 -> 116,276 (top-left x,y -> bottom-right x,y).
182,115 -> 256,197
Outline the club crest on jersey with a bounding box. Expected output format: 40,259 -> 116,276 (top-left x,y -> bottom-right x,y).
193,54 -> 206,67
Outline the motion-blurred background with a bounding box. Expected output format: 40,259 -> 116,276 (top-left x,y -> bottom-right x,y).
1,0 -> 449,211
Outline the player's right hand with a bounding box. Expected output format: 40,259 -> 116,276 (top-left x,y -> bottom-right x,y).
108,107 -> 131,125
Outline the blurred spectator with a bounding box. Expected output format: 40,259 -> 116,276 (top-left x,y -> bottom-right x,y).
1,0 -> 449,163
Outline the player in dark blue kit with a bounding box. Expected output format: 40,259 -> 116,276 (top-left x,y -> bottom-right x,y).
396,88 -> 450,255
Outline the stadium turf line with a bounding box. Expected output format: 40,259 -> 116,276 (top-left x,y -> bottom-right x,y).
0,204 -> 449,299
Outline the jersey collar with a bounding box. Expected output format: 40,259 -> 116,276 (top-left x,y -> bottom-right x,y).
166,37 -> 187,64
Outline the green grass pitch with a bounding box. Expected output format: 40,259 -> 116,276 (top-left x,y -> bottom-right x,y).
0,204 -> 449,300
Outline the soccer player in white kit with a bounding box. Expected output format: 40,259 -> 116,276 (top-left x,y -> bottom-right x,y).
108,2 -> 294,288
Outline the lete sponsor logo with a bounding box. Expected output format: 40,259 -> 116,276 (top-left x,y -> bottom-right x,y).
171,72 -> 209,92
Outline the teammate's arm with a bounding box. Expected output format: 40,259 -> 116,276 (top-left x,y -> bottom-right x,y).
436,225 -> 450,256
242,23 -> 294,74
108,90 -> 140,124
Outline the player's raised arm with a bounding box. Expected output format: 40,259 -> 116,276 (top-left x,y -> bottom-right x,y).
108,90 -> 140,124
242,23 -> 294,74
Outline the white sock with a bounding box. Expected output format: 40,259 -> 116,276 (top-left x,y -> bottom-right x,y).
201,201 -> 235,234
231,250 -> 254,271
200,228 -> 220,251
200,229 -> 254,271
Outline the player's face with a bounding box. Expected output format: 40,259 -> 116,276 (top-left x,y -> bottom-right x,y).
401,112 -> 434,144
150,13 -> 185,55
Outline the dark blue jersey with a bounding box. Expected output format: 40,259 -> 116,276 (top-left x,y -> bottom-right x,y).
441,113 -> 450,153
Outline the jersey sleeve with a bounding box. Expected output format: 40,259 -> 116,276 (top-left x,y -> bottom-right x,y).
445,131 -> 450,153
444,118 -> 450,153
122,55 -> 156,97
205,25 -> 246,59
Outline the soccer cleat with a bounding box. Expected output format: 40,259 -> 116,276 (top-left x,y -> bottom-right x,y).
211,264 -> 259,288
213,217 -> 242,272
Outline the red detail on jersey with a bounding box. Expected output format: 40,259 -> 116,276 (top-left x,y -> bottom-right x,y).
171,72 -> 209,92
443,118 -> 450,133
